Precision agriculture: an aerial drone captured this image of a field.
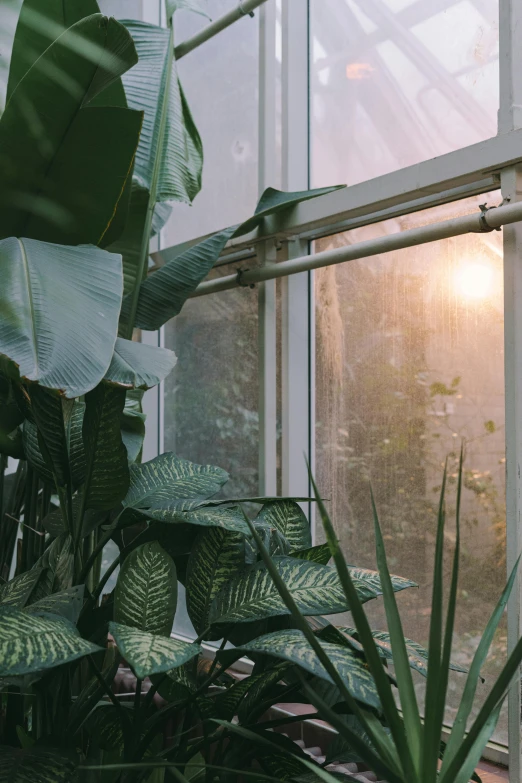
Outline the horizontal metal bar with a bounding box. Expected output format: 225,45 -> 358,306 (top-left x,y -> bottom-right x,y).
189,199 -> 521,297
174,0 -> 269,59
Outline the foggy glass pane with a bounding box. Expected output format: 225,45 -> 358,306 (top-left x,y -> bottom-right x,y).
311,0 -> 499,186
164,265 -> 259,499
315,193 -> 507,741
163,0 -> 259,246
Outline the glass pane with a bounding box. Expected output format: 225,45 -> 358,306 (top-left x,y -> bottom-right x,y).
163,0 -> 259,246
311,0 -> 499,187
314,193 -> 507,742
164,265 -> 259,499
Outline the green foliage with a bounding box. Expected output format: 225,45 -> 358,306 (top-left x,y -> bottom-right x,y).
109,622 -> 200,679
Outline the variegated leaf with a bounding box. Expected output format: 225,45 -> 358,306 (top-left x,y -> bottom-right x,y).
109,622 -> 200,679
142,504 -> 251,535
82,383 -> 130,510
124,452 -> 228,508
291,543 -> 332,565
114,542 -> 177,636
0,746 -> 78,782
256,500 -> 311,552
26,586 -> 85,625
209,557 -> 396,626
232,629 -> 381,710
0,568 -> 43,608
340,628 -> 468,679
0,607 -> 101,676
186,528 -> 244,636
347,567 -> 417,599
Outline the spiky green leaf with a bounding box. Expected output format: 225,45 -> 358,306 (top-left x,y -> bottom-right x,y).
0,606 -> 101,676
104,338 -> 177,390
0,746 -> 78,783
186,528 -> 244,635
256,500 -> 311,552
82,384 -> 129,510
109,622 -> 200,679
114,542 -> 177,636
124,452 -> 228,509
0,238 -> 123,398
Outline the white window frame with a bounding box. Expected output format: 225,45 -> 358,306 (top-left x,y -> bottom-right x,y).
144,0 -> 522,772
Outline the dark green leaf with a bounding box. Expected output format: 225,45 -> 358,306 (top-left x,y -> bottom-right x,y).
0,568 -> 43,608
0,745 -> 78,783
256,500 -> 311,552
109,621 -> 200,679
26,585 -> 85,624
291,543 -> 332,565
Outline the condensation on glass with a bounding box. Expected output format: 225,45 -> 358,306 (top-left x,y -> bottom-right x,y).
163,0 -> 260,246
310,0 -> 499,187
314,193 -> 506,741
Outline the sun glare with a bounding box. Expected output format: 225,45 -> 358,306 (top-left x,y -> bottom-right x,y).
454,261 -> 494,300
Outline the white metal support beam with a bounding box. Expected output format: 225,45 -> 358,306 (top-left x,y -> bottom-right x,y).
500,0 -> 522,775
257,1 -> 278,495
281,0 -> 313,508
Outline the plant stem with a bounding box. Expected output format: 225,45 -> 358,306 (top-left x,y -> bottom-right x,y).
88,655 -> 129,724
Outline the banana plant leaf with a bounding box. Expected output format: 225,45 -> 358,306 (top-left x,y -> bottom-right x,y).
0,14 -> 142,245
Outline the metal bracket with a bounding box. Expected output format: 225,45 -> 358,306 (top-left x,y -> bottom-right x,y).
236,268 -> 256,288
478,203 -> 500,232
238,2 -> 255,17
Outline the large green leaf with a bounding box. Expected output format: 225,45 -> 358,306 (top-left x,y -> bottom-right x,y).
209,556 -> 412,625
166,0 -> 210,21
29,386 -> 70,487
0,746 -> 78,783
0,568 -> 43,608
292,543 -> 332,565
0,380 -> 24,458
104,337 -> 177,389
123,452 -> 228,509
81,384 -> 129,510
256,500 -> 311,552
22,421 -> 54,486
114,542 -> 177,637
0,238 -> 123,398
121,20 -> 202,205
7,0 -> 103,100
121,389 -> 146,463
109,621 -> 200,679
64,399 -> 86,488
0,606 -> 101,676
186,527 -> 244,636
33,534 -> 74,597
225,629 -> 381,711
0,14 -> 142,245
128,185 -> 344,331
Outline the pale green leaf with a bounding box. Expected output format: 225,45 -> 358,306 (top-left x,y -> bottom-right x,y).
104,337 -> 177,389
0,238 -> 123,398
0,606 -> 101,676
166,0 -> 210,22
115,542 -> 177,636
109,621 -> 200,679
186,527 -> 244,635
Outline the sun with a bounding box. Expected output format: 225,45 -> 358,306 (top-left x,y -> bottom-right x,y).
454,261 -> 494,300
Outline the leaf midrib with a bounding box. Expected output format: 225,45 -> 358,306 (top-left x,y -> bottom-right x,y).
17,238 -> 39,377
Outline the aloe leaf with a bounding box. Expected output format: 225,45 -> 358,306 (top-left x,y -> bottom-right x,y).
370,489 -> 422,771
114,542 -> 178,636
109,622 -> 200,679
186,527 -> 244,636
0,606 -> 101,676
422,466 -> 448,783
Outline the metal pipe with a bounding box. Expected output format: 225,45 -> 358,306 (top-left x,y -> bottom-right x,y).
174,0 -> 269,60
189,200 -> 522,298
